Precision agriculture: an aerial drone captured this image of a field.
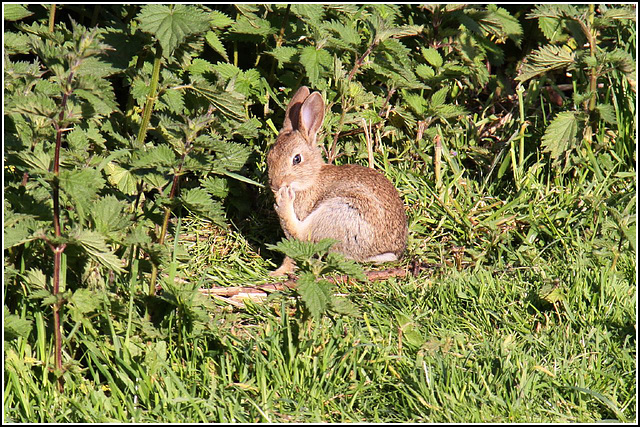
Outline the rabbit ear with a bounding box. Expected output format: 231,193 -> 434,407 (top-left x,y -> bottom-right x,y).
298,91 -> 325,141
282,86 -> 310,132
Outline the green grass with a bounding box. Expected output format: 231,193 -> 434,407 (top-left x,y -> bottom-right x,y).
4,154 -> 636,423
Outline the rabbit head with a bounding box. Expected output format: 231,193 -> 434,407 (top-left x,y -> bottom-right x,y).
267,86 -> 326,194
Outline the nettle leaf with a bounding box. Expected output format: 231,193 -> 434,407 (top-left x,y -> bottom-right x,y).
405,93 -> 427,116
137,4 -> 210,57
188,57 -> 215,75
68,228 -> 125,272
211,140 -> 252,172
4,4 -> 34,21
69,288 -> 101,314
159,88 -> 185,115
430,87 -> 449,108
299,46 -> 332,88
230,15 -> 276,37
416,64 -> 435,80
485,4 -> 523,44
596,104 -> 616,125
422,47 -> 443,68
516,44 -> 575,83
21,268 -> 48,290
324,252 -> 367,282
323,20 -> 361,48
291,4 -> 325,26
4,31 -> 32,55
205,31 -> 229,62
602,6 -> 637,22
189,82 -> 246,122
541,111 -> 580,166
104,162 -> 139,195
179,188 -> 226,226
17,145 -> 51,175
91,195 -> 132,237
60,168 -> 106,223
537,15 -> 569,43
4,216 -> 41,249
267,238 -> 338,262
201,176 -> 229,198
297,273 -> 334,320
209,10 -> 234,29
4,307 -> 33,341
134,144 -> 176,168
267,46 -> 299,65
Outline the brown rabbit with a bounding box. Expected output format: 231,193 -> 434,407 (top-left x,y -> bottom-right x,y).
267,86 -> 407,276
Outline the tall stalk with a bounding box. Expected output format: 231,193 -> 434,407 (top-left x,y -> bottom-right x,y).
136,44 -> 163,147
47,62 -> 77,393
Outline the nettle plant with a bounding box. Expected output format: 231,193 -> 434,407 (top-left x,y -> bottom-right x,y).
516,4 -> 636,176
4,4 -> 257,387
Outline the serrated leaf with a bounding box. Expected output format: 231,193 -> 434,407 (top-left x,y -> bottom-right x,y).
299,46 -> 332,88
516,44 -> 575,82
416,64 -> 435,80
596,104 -> 616,125
267,46 -> 299,64
329,297 -> 361,317
105,162 -> 139,195
323,20 -> 361,47
486,5 -> 523,44
69,228 -> 125,272
209,10 -> 234,29
230,15 -> 276,37
404,93 -> 427,116
422,47 -> 443,68
430,87 -> 448,108
3,4 -> 34,21
291,4 -> 325,25
17,146 -> 51,174
297,273 -> 334,320
60,168 -> 105,223
267,238 -> 339,262
4,221 -> 38,249
205,31 -> 229,62
180,188 -> 226,226
188,58 -> 214,76
70,288 -> 101,314
211,140 -> 251,172
91,195 -> 131,236
201,176 -> 229,198
541,111 -> 579,165
137,4 -> 210,57
160,88 -> 185,114
4,308 -> 33,341
21,268 -> 48,290
537,16 -> 568,43
324,252 -> 367,282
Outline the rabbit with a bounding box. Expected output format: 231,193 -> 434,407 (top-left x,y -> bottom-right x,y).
267,86 -> 408,276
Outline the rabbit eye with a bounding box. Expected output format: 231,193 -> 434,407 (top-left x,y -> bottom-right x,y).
292,154 -> 302,165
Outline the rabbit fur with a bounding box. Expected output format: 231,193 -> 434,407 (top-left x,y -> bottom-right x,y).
267,86 -> 407,275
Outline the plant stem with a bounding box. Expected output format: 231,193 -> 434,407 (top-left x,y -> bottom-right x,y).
148,146 -> 189,297
328,38 -> 380,163
136,44 -> 162,147
48,69 -> 75,393
48,4 -> 56,33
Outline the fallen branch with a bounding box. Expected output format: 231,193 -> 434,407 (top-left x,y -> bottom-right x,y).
200,261 -> 440,304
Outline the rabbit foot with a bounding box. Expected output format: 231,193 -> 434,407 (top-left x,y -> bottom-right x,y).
269,256 -> 296,277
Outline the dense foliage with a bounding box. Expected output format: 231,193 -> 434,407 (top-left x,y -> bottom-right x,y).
3,4 -> 636,422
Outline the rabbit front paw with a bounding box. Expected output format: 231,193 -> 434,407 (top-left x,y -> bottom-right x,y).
274,186 -> 296,212
274,186 -> 300,233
